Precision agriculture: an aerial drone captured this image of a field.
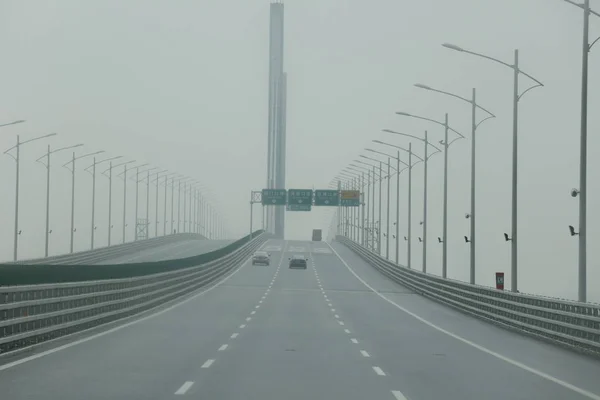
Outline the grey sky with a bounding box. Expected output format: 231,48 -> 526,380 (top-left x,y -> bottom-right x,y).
0,0 -> 598,301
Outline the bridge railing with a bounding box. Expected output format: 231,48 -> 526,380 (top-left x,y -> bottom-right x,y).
7,233 -> 208,266
0,231 -> 267,356
336,235 -> 600,356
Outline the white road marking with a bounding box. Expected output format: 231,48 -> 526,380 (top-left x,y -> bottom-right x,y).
175,381 -> 194,395
351,338 -> 358,344
246,317 -> 252,321
255,305 -> 260,309
0,243 -> 265,373
327,243 -> 600,400
262,296 -> 266,299
338,321 -> 345,326
344,329 -> 351,334
392,391 -> 408,400
240,324 -> 246,329
251,311 -> 256,315
231,333 -> 239,339
334,314 -> 340,319
328,303 -> 333,307
259,300 -> 263,304
373,366 -> 386,376
201,359 -> 215,368
360,350 -> 370,357
331,308 -> 335,312
218,344 -> 228,351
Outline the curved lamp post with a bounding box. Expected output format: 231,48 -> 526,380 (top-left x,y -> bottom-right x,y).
36,143 -> 84,257
395,112 -> 465,279
85,156 -> 122,249
442,42 -> 543,293
381,130 -> 441,273
414,83 -> 496,284
4,132 -> 56,261
63,150 -> 105,253
562,0 -> 600,302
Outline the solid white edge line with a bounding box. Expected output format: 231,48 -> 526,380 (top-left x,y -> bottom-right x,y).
372,366 -> 386,376
174,381 -> 194,395
0,239 -> 270,373
360,350 -> 370,357
391,390 -> 408,400
201,359 -> 215,368
230,333 -> 239,339
327,242 -> 600,400
218,344 -> 228,351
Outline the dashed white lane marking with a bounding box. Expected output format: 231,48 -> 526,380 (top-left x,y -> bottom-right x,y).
246,317 -> 252,321
231,333 -> 239,339
331,308 -> 335,312
175,381 -> 194,395
338,321 -> 345,326
327,243 -> 600,400
392,390 -> 408,400
373,366 -> 386,376
255,305 -> 260,309
201,359 -> 215,368
240,324 -> 246,329
344,329 -> 351,334
218,344 -> 228,351
334,314 -> 340,319
262,296 -> 266,299
328,303 -> 333,307
360,350 -> 370,357
351,338 -> 359,344
251,311 -> 256,315
0,244 -> 263,373
259,300 -> 263,304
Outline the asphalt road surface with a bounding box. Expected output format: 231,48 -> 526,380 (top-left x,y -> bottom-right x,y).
1,239 -> 599,400
97,239 -> 233,264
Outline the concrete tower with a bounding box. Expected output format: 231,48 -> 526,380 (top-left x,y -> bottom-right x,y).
266,1 -> 287,238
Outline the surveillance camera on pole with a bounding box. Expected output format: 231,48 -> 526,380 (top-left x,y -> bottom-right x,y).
571,188 -> 580,198
465,213 -> 471,219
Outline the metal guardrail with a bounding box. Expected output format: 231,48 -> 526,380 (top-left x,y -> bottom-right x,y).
337,236 -> 600,356
8,233 -> 207,265
0,233 -> 267,355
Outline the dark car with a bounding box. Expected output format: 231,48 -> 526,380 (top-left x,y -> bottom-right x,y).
252,251 -> 271,265
288,254 -> 308,269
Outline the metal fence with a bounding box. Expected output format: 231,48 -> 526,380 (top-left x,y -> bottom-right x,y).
7,233 -> 207,265
337,236 -> 600,356
0,233 -> 267,355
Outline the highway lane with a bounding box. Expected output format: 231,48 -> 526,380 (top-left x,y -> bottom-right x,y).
314,240 -> 600,400
97,239 -> 233,264
0,239 -> 280,400
1,238 -> 600,399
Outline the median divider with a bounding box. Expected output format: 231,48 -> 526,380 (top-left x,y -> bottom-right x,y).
0,230 -> 267,356
336,235 -> 600,357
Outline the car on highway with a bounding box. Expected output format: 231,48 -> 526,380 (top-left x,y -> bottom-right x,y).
288,254 -> 308,269
252,251 -> 271,265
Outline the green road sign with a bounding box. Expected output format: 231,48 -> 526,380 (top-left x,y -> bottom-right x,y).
314,190 -> 339,206
288,189 -> 313,205
341,190 -> 360,207
287,203 -> 312,212
261,189 -> 287,205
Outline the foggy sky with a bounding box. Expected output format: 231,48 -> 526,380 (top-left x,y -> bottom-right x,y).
0,0 -> 598,302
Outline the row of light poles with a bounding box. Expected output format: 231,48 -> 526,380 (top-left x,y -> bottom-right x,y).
331,2 -> 596,301
2,127 -> 227,260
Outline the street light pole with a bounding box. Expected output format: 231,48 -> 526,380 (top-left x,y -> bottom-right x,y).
414,84 -> 495,283
386,158 -> 391,259
4,132 -> 56,260
443,43 -> 543,293
423,131 -> 428,273
442,114 -> 449,278
36,143 -> 83,257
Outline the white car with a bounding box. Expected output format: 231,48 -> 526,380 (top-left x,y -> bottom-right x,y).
252,251 -> 271,266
